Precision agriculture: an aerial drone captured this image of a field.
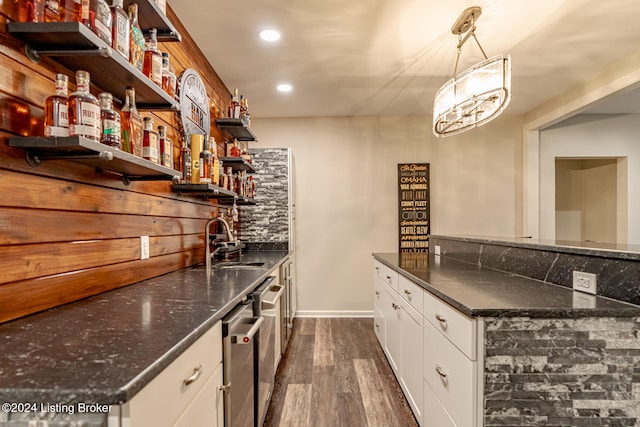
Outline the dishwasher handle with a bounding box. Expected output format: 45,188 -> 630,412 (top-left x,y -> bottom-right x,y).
232,316 -> 264,344
262,285 -> 285,309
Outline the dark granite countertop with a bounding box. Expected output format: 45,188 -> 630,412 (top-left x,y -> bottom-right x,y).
431,234 -> 640,261
0,250 -> 290,406
373,252 -> 640,318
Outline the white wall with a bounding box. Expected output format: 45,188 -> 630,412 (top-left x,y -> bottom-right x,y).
539,114 -> 640,243
250,115 -> 523,315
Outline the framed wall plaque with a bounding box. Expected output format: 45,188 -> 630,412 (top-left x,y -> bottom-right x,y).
398,163 -> 430,253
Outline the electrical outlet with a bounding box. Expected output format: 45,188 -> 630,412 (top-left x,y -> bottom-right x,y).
434,245 -> 441,256
572,271 -> 597,295
140,236 -> 150,260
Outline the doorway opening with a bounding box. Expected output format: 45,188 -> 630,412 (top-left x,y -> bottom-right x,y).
555,157 -> 628,244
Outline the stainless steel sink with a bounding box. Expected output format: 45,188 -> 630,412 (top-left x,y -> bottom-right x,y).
212,261 -> 265,270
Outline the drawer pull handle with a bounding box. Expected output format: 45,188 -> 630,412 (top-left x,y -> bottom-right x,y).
392,303 -> 400,310
403,289 -> 411,297
183,365 -> 203,386
435,313 -> 447,328
435,365 -> 448,381
219,382 -> 231,394
375,291 -> 380,295
386,275 -> 392,283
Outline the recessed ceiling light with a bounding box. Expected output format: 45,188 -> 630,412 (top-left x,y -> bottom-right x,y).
277,83 -> 293,92
258,29 -> 281,42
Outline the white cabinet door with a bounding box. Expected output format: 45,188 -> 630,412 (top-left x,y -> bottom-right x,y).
423,378 -> 457,427
173,361 -> 224,427
381,285 -> 401,374
400,299 -> 423,426
374,304 -> 385,345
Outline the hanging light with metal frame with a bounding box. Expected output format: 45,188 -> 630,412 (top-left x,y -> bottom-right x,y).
433,6 -> 511,137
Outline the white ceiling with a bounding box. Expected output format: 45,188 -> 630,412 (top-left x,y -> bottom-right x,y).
171,0 -> 640,119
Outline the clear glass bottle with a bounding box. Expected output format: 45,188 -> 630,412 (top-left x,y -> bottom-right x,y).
143,28 -> 163,86
68,70 -> 101,141
199,136 -> 213,184
161,53 -> 177,98
120,87 -> 143,155
111,0 -> 129,59
179,138 -> 191,183
89,0 -> 112,45
158,125 -> 173,168
44,73 -> 69,137
128,3 -> 145,72
142,117 -> 159,163
99,92 -> 120,148
228,88 -> 240,119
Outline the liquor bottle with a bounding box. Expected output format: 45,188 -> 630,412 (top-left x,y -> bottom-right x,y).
190,134 -> 203,184
143,28 -> 163,86
89,0 -> 112,45
199,137 -> 213,184
239,140 -> 251,162
142,117 -> 159,163
17,0 -> 42,22
226,139 -> 241,157
210,137 -> 220,187
161,53 -> 177,98
43,0 -> 62,22
179,138 -> 191,183
98,92 -> 121,148
249,175 -> 256,199
239,95 -> 246,122
128,3 -> 145,72
44,73 -> 70,137
120,87 -> 143,155
158,125 -> 173,168
111,0 -> 129,59
68,70 -> 101,141
229,88 -> 240,119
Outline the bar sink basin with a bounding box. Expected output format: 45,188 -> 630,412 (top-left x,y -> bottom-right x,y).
212,261 -> 265,270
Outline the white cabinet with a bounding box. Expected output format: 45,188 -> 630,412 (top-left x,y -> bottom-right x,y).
399,297 -> 423,424
112,322 -> 224,427
381,285 -> 401,374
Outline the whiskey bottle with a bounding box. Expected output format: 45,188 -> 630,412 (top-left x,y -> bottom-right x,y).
43,0 -> 62,21
226,139 -> 241,157
68,70 -> 101,141
158,125 -> 173,168
89,0 -> 112,45
111,0 -> 129,59
229,88 -> 240,119
16,0 -> 43,22
98,92 -> 120,148
143,28 -> 163,86
44,73 -> 69,137
161,53 -> 177,98
142,117 -> 159,163
211,137 -> 220,187
59,0 -> 81,22
199,136 -> 213,184
179,138 -> 191,183
128,3 -> 145,72
120,87 -> 143,155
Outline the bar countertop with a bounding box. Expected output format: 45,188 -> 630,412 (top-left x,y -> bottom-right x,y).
373,252 -> 640,318
0,250 -> 290,406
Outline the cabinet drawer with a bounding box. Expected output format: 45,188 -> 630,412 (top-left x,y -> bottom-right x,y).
423,291 -> 476,360
424,320 -> 476,427
373,273 -> 385,311
124,322 -> 223,427
424,378 -> 457,427
173,361 -> 224,427
373,305 -> 385,346
373,260 -> 398,293
399,275 -> 424,316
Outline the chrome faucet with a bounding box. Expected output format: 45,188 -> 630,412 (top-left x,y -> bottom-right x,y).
205,215 -> 239,266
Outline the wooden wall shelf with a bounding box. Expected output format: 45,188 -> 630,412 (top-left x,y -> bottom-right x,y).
216,118 -> 257,141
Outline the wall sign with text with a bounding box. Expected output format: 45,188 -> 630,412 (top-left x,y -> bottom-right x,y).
398,163 -> 430,253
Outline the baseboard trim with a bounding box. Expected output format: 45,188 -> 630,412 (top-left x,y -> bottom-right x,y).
295,310 -> 374,318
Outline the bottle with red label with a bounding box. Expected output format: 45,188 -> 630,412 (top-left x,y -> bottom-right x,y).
44,73 -> 70,137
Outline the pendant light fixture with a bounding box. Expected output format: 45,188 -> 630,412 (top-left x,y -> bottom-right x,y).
433,6 -> 511,137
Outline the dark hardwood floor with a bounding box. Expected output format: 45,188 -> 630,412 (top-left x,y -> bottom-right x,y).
264,318 -> 420,427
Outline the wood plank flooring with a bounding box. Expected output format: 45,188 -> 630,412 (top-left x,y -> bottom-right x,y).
264,318 -> 420,427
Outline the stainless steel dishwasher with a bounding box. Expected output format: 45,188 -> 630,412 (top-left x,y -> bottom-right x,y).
222,301 -> 263,427
251,276 -> 283,427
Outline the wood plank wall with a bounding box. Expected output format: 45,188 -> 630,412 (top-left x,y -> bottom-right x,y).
0,3 -> 233,323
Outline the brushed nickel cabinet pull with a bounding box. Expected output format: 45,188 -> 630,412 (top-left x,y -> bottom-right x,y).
183,365 -> 203,386
435,365 -> 447,379
375,291 -> 380,295
392,303 -> 400,310
435,313 -> 447,328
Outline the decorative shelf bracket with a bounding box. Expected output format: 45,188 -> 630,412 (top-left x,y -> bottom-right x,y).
24,44 -> 112,64
25,149 -> 114,167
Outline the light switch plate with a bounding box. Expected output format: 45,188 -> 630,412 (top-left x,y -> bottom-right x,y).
140,236 -> 150,260
572,271 -> 597,295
